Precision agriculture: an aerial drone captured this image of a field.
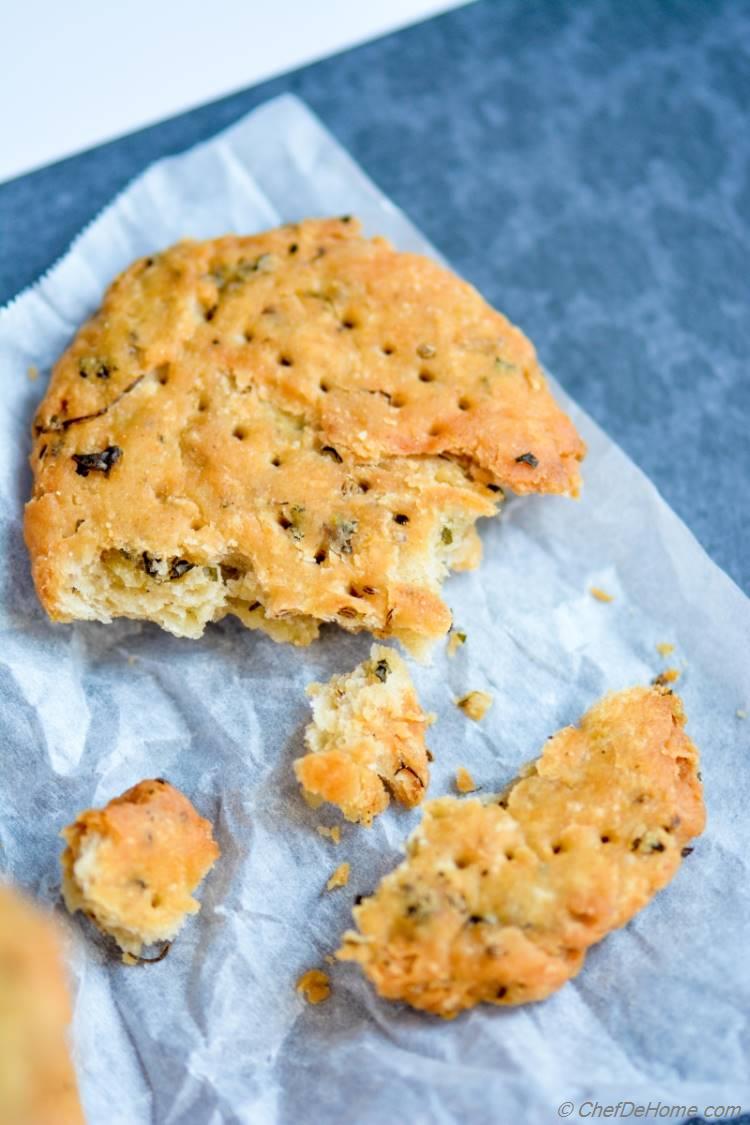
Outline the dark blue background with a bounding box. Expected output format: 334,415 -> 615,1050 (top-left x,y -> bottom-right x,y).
0,2 -> 748,1119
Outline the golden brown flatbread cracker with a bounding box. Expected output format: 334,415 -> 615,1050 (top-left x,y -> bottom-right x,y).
0,885 -> 83,1125
61,778 -> 219,960
25,218 -> 584,653
338,686 -> 705,1017
295,644 -> 433,826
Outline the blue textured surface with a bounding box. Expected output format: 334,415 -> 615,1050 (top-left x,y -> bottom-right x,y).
1,1 -> 748,593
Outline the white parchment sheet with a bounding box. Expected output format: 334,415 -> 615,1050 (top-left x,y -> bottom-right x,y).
1,95 -> 749,1125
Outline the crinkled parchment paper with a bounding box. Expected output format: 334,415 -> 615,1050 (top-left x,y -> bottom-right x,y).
1,95 -> 749,1124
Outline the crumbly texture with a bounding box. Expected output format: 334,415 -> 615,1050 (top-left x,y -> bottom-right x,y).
60,779 -> 220,960
446,628 -> 467,657
656,642 -> 675,657
317,825 -> 342,845
295,644 -> 433,825
0,885 -> 83,1125
590,586 -> 614,603
653,668 -> 680,685
296,969 -> 331,1004
456,690 -> 493,721
455,767 -> 477,793
25,218 -> 584,655
326,863 -> 351,891
338,686 -> 705,1018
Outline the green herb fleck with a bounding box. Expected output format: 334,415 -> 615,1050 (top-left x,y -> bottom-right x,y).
331,518 -> 357,554
515,452 -> 539,468
72,445 -> 122,477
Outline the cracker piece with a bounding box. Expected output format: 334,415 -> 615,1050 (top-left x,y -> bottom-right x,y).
295,644 -> 433,825
338,687 -> 705,1017
0,885 -> 83,1124
26,218 -> 584,654
60,778 -> 220,960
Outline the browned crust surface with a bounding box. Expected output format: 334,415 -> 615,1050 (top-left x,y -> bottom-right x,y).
25,218 -> 584,650
338,687 -> 705,1017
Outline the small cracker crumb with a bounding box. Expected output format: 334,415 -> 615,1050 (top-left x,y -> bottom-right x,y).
126,654 -> 138,666
456,690 -> 493,722
737,709 -> 747,720
455,767 -> 477,794
590,586 -> 614,603
652,668 -> 680,686
296,969 -> 331,1004
27,365 -> 39,382
656,642 -> 675,657
446,629 -> 467,657
324,954 -> 336,965
317,825 -> 341,845
326,862 -> 350,891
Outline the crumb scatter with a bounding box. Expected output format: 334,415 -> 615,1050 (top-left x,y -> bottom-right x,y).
652,668 -> 680,686
455,767 -> 477,793
317,824 -> 342,844
456,691 -> 493,722
327,862 -> 351,891
296,969 -> 331,1004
